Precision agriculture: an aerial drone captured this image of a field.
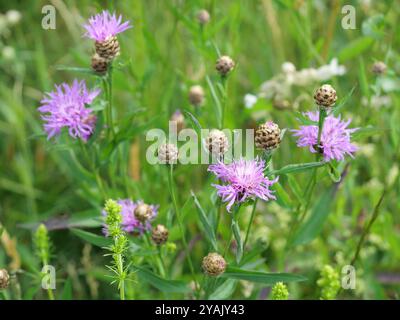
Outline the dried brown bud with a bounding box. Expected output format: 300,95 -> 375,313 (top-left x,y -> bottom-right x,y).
216,55 -> 235,76
202,253 -> 226,276
371,61 -> 387,75
197,9 -> 210,25
134,203 -> 153,223
255,121 -> 281,150
151,224 -> 169,245
91,53 -> 108,74
314,84 -> 337,108
158,143 -> 179,164
95,36 -> 120,61
189,85 -> 205,106
170,110 -> 185,133
205,129 -> 229,157
0,269 -> 10,289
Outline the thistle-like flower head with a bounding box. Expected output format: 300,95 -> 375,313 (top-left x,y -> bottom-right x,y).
38,80 -> 100,141
208,157 -> 278,212
83,10 -> 132,42
292,111 -> 358,162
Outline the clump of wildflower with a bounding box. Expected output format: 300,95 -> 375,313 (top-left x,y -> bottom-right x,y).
271,282 -> 289,300
216,55 -> 235,76
208,157 -> 278,212
202,252 -> 226,276
317,265 -> 340,300
151,224 -> 169,245
189,85 -> 205,106
205,129 -> 229,158
292,111 -> 358,162
38,80 -> 100,141
158,143 -> 179,164
255,121 -> 281,151
102,199 -> 158,236
0,269 -> 10,289
83,10 -> 132,61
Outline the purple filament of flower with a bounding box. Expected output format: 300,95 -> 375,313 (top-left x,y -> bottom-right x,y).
292,111 -> 358,161
208,157 -> 278,212
83,10 -> 132,42
38,79 -> 100,141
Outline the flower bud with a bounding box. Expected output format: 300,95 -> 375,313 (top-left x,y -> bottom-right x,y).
371,61 -> 387,75
158,143 -> 179,164
314,84 -> 337,108
189,85 -> 205,106
197,9 -> 210,25
151,224 -> 169,245
91,53 -> 108,74
255,121 -> 281,150
271,282 -> 289,300
202,252 -> 226,276
134,203 -> 153,223
205,129 -> 229,157
0,269 -> 10,289
216,55 -> 235,76
317,265 -> 340,300
95,35 -> 120,61
170,110 -> 185,133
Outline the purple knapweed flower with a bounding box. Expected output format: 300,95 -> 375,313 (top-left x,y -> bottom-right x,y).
83,10 -> 132,42
292,111 -> 358,161
102,199 -> 158,236
208,158 -> 278,212
38,80 -> 100,141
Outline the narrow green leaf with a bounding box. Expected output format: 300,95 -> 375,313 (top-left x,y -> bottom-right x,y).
333,86 -> 356,116
326,162 -> 341,183
134,266 -> 190,293
55,65 -> 98,76
268,162 -> 325,176
206,76 -> 222,127
71,228 -> 112,247
338,37 -> 374,62
61,278 -> 73,300
182,110 -> 202,135
209,279 -> 238,300
222,266 -> 307,285
191,191 -> 218,251
291,188 -> 335,246
232,219 -> 243,263
273,182 -> 294,208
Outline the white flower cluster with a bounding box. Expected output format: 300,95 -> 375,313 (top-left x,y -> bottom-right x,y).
244,59 -> 346,108
0,10 -> 22,61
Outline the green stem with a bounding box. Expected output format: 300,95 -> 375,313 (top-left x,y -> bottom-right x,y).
167,165 -> 198,293
243,199 -> 258,254
116,251 -> 125,300
317,108 -> 327,149
220,76 -> 227,129
106,65 -> 116,139
78,140 -> 107,199
42,258 -> 54,300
